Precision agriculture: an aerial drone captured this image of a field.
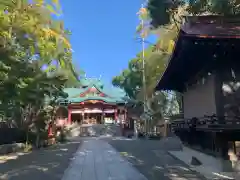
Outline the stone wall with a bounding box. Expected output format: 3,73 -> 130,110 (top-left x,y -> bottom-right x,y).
183,74 -> 217,119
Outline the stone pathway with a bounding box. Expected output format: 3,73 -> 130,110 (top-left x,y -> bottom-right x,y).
169,146 -> 240,179
62,138 -> 147,180
108,138 -> 207,180
0,141 -> 80,180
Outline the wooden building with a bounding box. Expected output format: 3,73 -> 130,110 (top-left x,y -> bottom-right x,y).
155,15 -> 240,169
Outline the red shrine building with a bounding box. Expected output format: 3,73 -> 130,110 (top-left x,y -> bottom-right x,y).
55,78 -> 128,126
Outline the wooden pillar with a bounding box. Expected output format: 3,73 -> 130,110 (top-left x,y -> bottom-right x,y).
124,110 -> 126,122
218,133 -> 229,160
68,109 -> 72,124
214,69 -> 225,123
115,109 -> 118,123
82,112 -> 84,124
164,122 -> 167,137
101,112 -> 104,124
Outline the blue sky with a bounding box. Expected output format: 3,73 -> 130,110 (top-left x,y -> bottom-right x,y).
60,0 -> 157,84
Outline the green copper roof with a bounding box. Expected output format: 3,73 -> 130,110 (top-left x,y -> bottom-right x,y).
79,78 -> 103,87
59,78 -> 126,104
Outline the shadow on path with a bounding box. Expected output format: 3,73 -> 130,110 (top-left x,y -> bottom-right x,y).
0,141 -> 80,180
109,139 -> 207,180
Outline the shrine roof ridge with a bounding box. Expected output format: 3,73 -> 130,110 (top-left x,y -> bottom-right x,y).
58,77 -> 127,104
67,96 -> 125,104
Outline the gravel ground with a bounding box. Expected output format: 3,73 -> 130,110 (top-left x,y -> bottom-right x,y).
108,138 -> 207,180
0,141 -> 80,180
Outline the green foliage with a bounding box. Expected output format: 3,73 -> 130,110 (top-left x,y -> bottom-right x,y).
188,0 -> 240,15
147,0 -> 240,28
0,0 -> 76,146
64,67 -> 85,88
0,0 -> 74,73
113,23 -> 182,123
147,0 -> 184,28
112,46 -> 156,99
112,26 -> 175,101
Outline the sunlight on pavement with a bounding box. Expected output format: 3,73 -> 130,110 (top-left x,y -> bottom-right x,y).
167,173 -> 188,180
212,172 -> 235,179
107,150 -> 117,154
0,152 -> 30,164
120,151 -> 144,165
60,148 -> 68,151
112,137 -> 134,141
166,165 -> 191,171
120,152 -> 128,156
153,165 -> 164,170
0,163 -> 60,179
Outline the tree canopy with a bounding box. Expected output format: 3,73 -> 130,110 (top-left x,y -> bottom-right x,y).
112,30 -> 175,121
0,0 -> 78,146
147,0 -> 240,28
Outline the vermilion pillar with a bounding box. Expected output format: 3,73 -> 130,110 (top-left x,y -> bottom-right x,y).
48,122 -> 53,137
68,109 -> 72,124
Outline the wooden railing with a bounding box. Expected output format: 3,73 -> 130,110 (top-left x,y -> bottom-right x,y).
170,115 -> 240,158
171,115 -> 240,131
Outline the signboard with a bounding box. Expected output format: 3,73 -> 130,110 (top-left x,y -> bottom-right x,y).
71,110 -> 83,114
85,109 -> 102,113
104,109 -> 114,113
104,117 -> 113,124
85,100 -> 101,104
71,109 -> 103,113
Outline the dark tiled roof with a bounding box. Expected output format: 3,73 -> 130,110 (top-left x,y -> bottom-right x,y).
155,15 -> 240,92
182,15 -> 240,38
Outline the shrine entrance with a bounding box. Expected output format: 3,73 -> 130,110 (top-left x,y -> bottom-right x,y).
71,112 -> 116,124
71,113 -> 101,124
82,113 -> 101,124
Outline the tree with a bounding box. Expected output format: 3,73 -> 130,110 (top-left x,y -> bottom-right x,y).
0,41 -> 68,142
113,6 -> 183,126
112,45 -> 157,99
147,0 -> 240,28
0,0 -> 76,146
147,0 -> 184,28
64,68 -> 85,88
188,0 -> 240,15
0,0 -> 74,73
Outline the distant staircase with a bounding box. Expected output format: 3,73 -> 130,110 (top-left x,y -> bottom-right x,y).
64,123 -> 123,138
66,123 -> 122,137
65,123 -> 82,137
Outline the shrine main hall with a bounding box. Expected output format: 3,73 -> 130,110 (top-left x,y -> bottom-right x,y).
55,78 -> 128,126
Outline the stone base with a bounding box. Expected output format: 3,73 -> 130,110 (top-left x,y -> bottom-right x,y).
232,160 -> 240,172
0,143 -> 25,155
221,159 -> 233,172
48,138 -> 56,145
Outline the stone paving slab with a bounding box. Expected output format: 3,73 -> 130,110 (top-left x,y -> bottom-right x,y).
62,139 -> 147,180
108,138 -> 207,180
169,146 -> 240,179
